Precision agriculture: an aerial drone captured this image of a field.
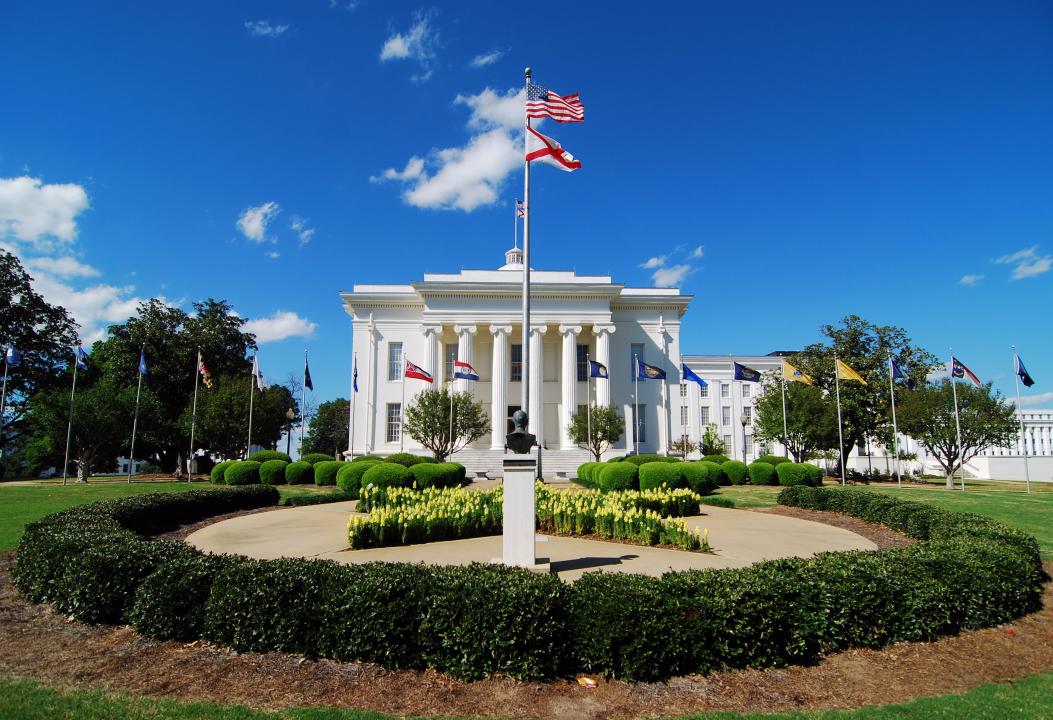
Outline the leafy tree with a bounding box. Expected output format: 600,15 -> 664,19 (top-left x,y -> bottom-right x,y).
668,436 -> 699,457
302,398 -> 350,457
181,375 -> 296,461
404,389 -> 490,462
700,423 -> 725,455
568,405 -> 626,461
0,251 -> 79,455
791,315 -> 938,474
896,379 -> 1017,488
754,375 -> 840,461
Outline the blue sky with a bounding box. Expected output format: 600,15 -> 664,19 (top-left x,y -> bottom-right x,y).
1,1 -> 1051,406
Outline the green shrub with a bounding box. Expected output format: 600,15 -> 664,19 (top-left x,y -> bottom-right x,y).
336,460 -> 378,495
721,460 -> 749,485
747,461 -> 777,486
623,454 -> 679,466
438,462 -> 468,486
249,450 -> 292,464
383,453 -> 434,468
313,460 -> 343,486
606,455 -> 626,463
756,454 -> 791,466
285,461 -> 314,485
702,454 -> 730,465
638,462 -> 684,491
577,462 -> 599,483
777,462 -> 821,487
361,462 -> 412,490
596,462 -> 639,492
224,461 -> 261,485
700,496 -> 735,508
280,491 -> 357,507
129,553 -> 235,641
210,460 -> 233,484
804,464 -> 825,486
678,462 -> 716,495
258,459 -> 288,485
301,452 -> 336,465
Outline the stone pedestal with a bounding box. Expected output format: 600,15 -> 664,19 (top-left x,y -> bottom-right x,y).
502,453 -> 537,568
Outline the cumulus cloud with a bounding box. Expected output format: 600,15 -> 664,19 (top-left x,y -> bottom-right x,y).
0,176 -> 90,250
454,87 -> 525,130
959,274 -> 984,286
236,201 -> 280,242
24,255 -> 100,278
1015,391 -> 1053,406
245,20 -> 289,37
636,245 -> 704,287
994,245 -> 1052,280
379,13 -> 438,81
651,264 -> 695,288
639,256 -> 666,269
371,157 -> 425,183
290,216 -> 315,245
243,311 -> 317,344
470,49 -> 504,68
29,270 -> 156,344
691,245 -> 704,259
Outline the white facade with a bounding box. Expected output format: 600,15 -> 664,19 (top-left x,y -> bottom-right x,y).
340,248 -> 691,475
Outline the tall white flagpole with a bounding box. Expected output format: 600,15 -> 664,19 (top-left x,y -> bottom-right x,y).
888,354 -> 902,488
586,352 -> 592,459
834,356 -> 846,485
633,354 -> 640,455
347,352 -> 357,460
0,353 -> 10,453
188,350 -> 200,479
62,353 -> 79,486
399,358 -> 406,453
247,356 -> 256,458
949,349 -> 966,492
1012,346 -> 1031,495
521,67 -> 532,418
780,376 -> 789,457
300,350 -> 308,459
127,346 -> 145,484
448,377 -> 455,456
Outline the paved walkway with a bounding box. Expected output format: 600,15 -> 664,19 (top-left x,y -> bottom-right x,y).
187,501 -> 876,581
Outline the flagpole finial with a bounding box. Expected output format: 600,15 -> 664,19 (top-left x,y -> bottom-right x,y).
525,67 -> 532,79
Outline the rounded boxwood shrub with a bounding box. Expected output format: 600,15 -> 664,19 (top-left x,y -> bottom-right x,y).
747,461 -> 777,486
314,460 -> 343,486
285,461 -> 314,485
383,453 -> 434,468
722,460 -> 749,485
210,460 -> 234,484
408,462 -> 448,489
249,450 -> 292,464
224,461 -> 261,485
336,460 -> 379,495
679,462 -> 716,495
577,462 -> 599,485
259,459 -> 288,485
702,454 -> 730,465
301,452 -> 336,465
438,462 -> 468,487
623,454 -> 680,466
695,460 -> 723,488
756,454 -> 791,466
361,462 -> 412,490
776,462 -> 821,487
638,462 -> 684,491
804,464 -> 824,486
596,462 -> 639,492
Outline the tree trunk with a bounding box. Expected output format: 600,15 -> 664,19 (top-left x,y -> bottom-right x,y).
75,450 -> 93,483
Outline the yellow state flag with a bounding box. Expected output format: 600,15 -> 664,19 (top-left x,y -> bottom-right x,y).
782,360 -> 813,385
835,358 -> 867,385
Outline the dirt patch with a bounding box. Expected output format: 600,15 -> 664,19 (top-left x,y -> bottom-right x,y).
1,555 -> 1051,718
757,505 -> 914,550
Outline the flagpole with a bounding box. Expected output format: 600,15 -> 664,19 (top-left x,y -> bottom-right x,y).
400,362 -> 406,453
127,346 -> 144,483
448,378 -> 454,456
62,355 -> 78,486
521,67 -> 532,420
247,357 -> 256,458
888,354 -> 902,489
780,377 -> 789,458
348,352 -> 357,460
0,354 -> 9,455
1012,346 -> 1031,495
300,350 -> 307,459
834,356 -> 846,485
949,349 -> 965,492
188,350 -> 200,480
633,354 -> 640,455
586,352 -> 592,459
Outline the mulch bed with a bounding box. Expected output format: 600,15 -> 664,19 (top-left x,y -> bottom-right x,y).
1,524 -> 1051,719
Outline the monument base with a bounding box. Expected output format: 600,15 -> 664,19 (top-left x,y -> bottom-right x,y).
502,453 -> 537,568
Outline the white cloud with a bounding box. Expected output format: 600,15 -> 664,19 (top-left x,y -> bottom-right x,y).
30,270 -> 156,344
470,49 -> 504,68
243,311 -> 317,344
1015,391 -> 1053,406
245,20 -> 289,37
25,255 -> 100,278
691,245 -> 704,259
652,264 -> 694,287
454,87 -> 525,130
0,176 -> 90,250
640,256 -> 666,269
265,250 -> 280,259
959,274 -> 984,286
379,13 -> 438,81
236,201 -> 280,242
290,216 -> 315,245
371,156 -> 425,183
994,245 -> 1053,280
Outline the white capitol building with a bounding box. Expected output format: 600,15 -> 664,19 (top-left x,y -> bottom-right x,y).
341,246 -> 1052,482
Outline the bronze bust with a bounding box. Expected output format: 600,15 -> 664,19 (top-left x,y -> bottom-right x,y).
505,409 -> 537,454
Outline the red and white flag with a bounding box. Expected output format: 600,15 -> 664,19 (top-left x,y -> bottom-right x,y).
950,357 -> 982,388
526,83 -> 584,123
516,199 -> 524,217
405,359 -> 433,383
526,126 -> 581,172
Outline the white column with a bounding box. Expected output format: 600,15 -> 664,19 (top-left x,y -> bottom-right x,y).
528,325 -> 546,443
364,317 -> 377,452
593,324 -> 615,407
422,325 -> 442,380
490,325 -> 512,449
453,324 -> 477,393
559,324 -> 582,449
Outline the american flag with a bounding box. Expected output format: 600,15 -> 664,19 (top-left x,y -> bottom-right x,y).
526,82 -> 584,123
516,199 -> 524,217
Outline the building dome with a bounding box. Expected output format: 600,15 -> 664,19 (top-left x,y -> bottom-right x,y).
501,245 -> 524,269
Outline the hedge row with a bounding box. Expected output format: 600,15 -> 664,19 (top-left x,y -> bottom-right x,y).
579,458 -> 820,492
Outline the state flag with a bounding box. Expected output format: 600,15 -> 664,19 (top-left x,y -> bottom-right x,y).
304,357 -> 314,391
516,199 -> 525,218
950,357 -> 981,388
74,346 -> 89,371
252,354 -> 266,390
733,362 -> 762,382
637,360 -> 666,380
1016,353 -> 1035,388
198,353 -> 213,388
836,358 -> 867,384
890,357 -> 916,390
453,360 -> 479,381
4,343 -> 22,367
352,360 -> 359,393
138,350 -> 149,379
782,360 -> 813,385
590,360 -> 608,379
526,127 -> 581,172
682,363 -> 707,387
405,359 -> 433,383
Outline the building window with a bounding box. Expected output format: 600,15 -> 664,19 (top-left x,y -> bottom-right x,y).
577,344 -> 589,382
745,434 -> 753,456
700,406 -> 710,425
444,343 -> 458,382
700,383 -> 709,398
680,383 -> 687,398
680,406 -> 688,426
742,383 -> 751,399
722,406 -> 731,426
387,342 -> 403,381
386,403 -> 401,443
743,406 -> 752,424
631,404 -> 647,444
720,382 -> 729,398
630,343 -> 644,380
511,344 -> 522,382
723,434 -> 732,451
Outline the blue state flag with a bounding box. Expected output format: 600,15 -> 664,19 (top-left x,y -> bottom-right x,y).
74,346 -> 89,371
1016,353 -> 1035,388
890,357 -> 916,390
353,362 -> 359,393
637,360 -> 666,380
733,362 -> 761,382
682,363 -> 707,388
138,350 -> 149,378
304,357 -> 314,391
589,360 -> 608,379
4,343 -> 22,367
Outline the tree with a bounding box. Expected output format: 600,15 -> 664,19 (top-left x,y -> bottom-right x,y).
668,436 -> 699,457
896,379 -> 1017,488
404,389 -> 490,462
302,398 -> 350,457
754,375 -> 840,461
568,405 -> 626,461
182,375 -> 296,460
700,423 -> 725,455
791,315 -> 938,473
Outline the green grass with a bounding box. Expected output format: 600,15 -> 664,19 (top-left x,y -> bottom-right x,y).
1,671 -> 1052,719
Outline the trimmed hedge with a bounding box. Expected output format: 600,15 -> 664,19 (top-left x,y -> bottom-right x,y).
224,461 -> 261,485
383,453 -> 434,468
439,462 -> 468,486
285,461 -> 314,485
361,462 -> 411,490
210,460 -> 234,484
678,462 -> 716,495
409,462 -> 465,489
756,454 -> 791,466
314,460 -> 343,486
249,450 -> 292,464
596,462 -> 639,492
301,452 -> 337,465
777,462 -> 823,487
259,459 -> 288,485
129,553 -> 236,641
722,460 -> 749,485
280,490 -> 357,507
702,454 -> 730,465
747,461 -> 777,486
638,462 -> 684,491
577,462 -> 600,484
336,461 -> 378,496
623,454 -> 680,466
